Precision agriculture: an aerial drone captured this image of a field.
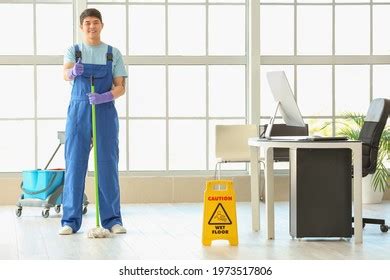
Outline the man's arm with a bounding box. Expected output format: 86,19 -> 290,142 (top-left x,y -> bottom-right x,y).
63,62 -> 75,81
111,76 -> 126,99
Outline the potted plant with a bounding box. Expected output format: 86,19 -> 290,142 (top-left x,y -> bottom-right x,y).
327,113 -> 389,203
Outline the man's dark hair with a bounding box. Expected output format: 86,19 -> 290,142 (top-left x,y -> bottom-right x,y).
80,8 -> 103,25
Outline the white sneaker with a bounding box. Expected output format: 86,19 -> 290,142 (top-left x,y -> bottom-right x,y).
111,224 -> 127,234
59,225 -> 73,235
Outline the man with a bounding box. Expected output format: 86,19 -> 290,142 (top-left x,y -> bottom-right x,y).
59,8 -> 127,235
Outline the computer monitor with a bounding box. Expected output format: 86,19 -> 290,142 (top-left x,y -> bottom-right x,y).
264,71 -> 305,138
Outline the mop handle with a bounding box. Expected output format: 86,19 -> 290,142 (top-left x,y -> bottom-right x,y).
91,76 -> 101,228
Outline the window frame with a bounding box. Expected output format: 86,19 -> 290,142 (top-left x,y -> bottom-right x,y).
1,0 -> 389,175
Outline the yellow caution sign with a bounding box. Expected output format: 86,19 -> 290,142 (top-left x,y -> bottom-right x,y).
202,180 -> 238,246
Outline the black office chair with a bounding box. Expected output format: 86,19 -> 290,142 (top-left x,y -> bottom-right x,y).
259,123 -> 309,200
352,98 -> 390,233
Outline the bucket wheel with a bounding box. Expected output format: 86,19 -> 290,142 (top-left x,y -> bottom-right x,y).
42,208 -> 50,218
15,207 -> 22,217
54,205 -> 61,214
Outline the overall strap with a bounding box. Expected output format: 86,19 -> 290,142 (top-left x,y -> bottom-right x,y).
74,44 -> 82,61
106,45 -> 113,67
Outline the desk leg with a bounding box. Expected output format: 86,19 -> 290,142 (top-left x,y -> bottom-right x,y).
250,146 -> 260,232
353,146 -> 363,244
265,147 -> 275,240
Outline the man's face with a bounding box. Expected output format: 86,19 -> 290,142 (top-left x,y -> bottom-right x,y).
81,16 -> 103,40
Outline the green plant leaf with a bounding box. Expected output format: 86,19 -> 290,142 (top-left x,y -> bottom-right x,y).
372,162 -> 390,192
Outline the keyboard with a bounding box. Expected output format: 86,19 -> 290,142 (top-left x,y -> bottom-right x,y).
267,136 -> 349,141
308,136 -> 349,142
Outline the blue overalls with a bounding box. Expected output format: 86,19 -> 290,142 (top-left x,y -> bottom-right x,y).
61,45 -> 122,233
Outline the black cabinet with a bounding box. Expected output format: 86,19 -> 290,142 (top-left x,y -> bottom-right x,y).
289,148 -> 352,238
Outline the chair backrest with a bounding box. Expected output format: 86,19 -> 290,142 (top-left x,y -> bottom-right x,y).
259,123 -> 309,161
215,125 -> 258,161
359,98 -> 390,176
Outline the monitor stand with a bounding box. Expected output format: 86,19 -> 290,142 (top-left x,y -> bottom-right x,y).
264,101 -> 280,139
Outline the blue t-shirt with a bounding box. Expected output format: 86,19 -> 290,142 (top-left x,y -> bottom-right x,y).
64,42 -> 127,78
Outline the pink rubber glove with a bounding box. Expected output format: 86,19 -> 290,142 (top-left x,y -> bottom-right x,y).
88,91 -> 114,105
67,58 -> 84,80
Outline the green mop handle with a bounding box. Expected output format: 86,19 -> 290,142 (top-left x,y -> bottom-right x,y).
91,76 -> 101,228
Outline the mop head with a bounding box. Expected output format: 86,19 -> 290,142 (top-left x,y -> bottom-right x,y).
87,227 -> 111,238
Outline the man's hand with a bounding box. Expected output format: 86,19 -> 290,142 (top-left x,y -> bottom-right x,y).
68,58 -> 84,79
88,91 -> 114,105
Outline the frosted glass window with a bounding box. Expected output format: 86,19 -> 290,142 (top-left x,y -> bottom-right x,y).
260,65 -> 294,117
208,119 -> 246,171
168,6 -> 206,55
209,65 -> 246,117
210,0 -> 245,2
260,5 -> 294,55
305,119 -> 333,137
0,4 -> 33,54
168,0 -> 205,2
169,120 -> 206,170
168,66 -> 206,117
129,66 -> 166,117
38,0 -> 71,2
130,0 -> 163,2
89,0 -> 124,2
335,0 -> 369,2
208,5 -> 245,55
373,6 -> 390,55
335,6 -> 370,55
298,0 -> 331,2
37,120 -> 66,169
0,121 -> 34,172
335,65 -> 370,115
261,0 -> 293,2
297,6 -> 332,55
0,66 -> 34,118
37,66 -> 70,118
297,65 -> 332,116
129,120 -> 166,171
88,5 -> 126,55
36,4 -> 73,55
373,65 -> 390,99
129,5 -> 165,55
88,120 -> 126,171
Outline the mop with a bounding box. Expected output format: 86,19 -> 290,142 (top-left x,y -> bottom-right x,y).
87,76 -> 111,238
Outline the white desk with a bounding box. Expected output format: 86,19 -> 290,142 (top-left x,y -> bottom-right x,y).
248,138 -> 363,244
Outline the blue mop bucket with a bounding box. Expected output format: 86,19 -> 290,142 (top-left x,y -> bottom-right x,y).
21,169 -> 64,200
